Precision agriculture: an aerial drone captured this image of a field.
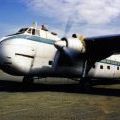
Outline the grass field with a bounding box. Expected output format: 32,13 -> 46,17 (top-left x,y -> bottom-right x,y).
0,70 -> 120,120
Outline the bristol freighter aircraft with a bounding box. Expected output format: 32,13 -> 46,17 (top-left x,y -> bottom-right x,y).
0,24 -> 120,86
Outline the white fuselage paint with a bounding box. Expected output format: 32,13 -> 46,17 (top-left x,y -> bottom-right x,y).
0,33 -> 120,79
0,34 -> 58,76
88,55 -> 120,79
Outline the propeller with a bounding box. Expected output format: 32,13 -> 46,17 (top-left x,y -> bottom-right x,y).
53,39 -> 74,67
54,13 -> 75,58
64,15 -> 75,37
54,37 -> 73,57
53,12 -> 78,67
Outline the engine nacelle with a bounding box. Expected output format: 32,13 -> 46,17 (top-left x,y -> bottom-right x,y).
65,37 -> 86,53
54,35 -> 86,54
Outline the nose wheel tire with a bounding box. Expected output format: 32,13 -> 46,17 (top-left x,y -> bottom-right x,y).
23,76 -> 34,85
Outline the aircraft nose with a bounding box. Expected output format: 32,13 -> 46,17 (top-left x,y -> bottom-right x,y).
0,39 -> 35,75
0,41 -> 12,66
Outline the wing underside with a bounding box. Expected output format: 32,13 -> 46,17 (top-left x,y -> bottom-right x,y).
85,34 -> 120,61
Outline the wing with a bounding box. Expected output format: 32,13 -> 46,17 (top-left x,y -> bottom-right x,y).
55,34 -> 120,62
54,34 -> 120,77
85,34 -> 120,61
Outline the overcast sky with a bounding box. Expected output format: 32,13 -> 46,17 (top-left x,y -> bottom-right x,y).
0,0 -> 120,38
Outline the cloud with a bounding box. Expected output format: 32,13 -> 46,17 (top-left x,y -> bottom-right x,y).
21,0 -> 120,37
77,0 -> 120,24
70,24 -> 120,37
23,0 -> 120,25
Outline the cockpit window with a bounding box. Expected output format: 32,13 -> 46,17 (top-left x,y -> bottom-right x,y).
27,28 -> 32,34
7,28 -> 28,36
32,29 -> 35,35
18,28 -> 28,33
7,27 -> 40,36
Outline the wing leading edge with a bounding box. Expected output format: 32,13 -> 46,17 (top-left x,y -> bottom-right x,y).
85,34 -> 120,61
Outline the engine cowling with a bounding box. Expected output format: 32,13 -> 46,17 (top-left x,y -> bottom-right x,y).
65,37 -> 85,53
54,35 -> 86,53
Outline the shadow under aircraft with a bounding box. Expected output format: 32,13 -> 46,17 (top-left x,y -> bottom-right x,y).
0,79 -> 120,97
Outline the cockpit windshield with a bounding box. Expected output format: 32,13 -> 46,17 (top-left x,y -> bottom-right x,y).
17,28 -> 28,33
17,28 -> 37,35
7,28 -> 29,36
7,27 -> 40,36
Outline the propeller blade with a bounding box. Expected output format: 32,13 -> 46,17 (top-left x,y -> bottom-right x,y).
54,39 -> 74,58
53,51 -> 61,68
64,17 -> 74,37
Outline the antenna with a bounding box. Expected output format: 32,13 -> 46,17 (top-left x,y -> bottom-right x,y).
32,21 -> 37,28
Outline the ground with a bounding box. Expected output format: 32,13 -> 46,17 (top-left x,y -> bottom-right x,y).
0,71 -> 120,120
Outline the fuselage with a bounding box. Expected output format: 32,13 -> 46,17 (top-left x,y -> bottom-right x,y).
0,27 -> 120,79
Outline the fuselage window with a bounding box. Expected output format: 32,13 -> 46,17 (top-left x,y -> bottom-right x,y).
107,66 -> 110,70
100,65 -> 103,69
117,66 -> 119,70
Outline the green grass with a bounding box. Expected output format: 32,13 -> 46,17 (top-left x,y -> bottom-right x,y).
0,85 -> 120,120
0,70 -> 119,120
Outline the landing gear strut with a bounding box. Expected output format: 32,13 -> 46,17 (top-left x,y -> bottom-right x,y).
23,76 -> 34,85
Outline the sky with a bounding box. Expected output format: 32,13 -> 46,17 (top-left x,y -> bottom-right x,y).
1,0 -> 120,38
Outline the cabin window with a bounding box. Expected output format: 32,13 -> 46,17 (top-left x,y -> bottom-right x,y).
100,65 -> 103,69
107,66 -> 110,70
117,67 -> 119,70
